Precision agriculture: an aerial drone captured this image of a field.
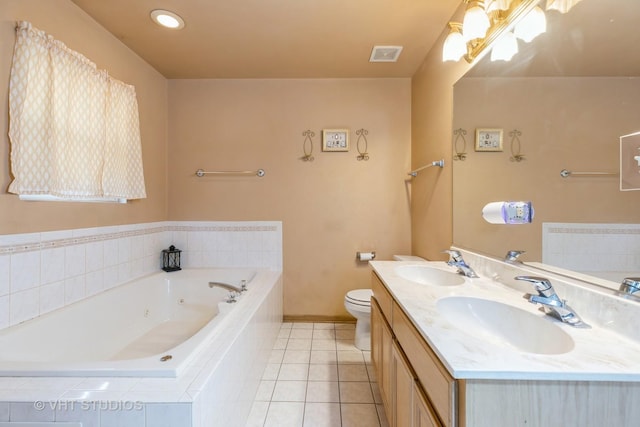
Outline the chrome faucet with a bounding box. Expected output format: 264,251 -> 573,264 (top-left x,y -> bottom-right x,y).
208,280 -> 248,293
619,277 -> 640,296
444,250 -> 479,278
504,250 -> 526,263
515,276 -> 590,328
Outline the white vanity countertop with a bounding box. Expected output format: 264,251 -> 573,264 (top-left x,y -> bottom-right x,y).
370,260 -> 640,382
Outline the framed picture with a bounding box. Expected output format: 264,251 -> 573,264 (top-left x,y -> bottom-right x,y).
475,128 -> 503,152
322,129 -> 350,152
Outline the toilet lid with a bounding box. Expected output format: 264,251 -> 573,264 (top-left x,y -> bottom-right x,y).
346,289 -> 373,305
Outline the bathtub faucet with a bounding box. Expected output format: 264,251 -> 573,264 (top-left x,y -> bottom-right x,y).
208,280 -> 247,293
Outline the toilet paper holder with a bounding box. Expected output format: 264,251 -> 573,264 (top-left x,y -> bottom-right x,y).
356,251 -> 376,262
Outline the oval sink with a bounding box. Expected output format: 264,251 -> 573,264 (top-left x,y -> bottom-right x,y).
395,265 -> 466,286
436,296 -> 575,355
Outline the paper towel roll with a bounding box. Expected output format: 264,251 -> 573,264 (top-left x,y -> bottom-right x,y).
482,202 -> 506,224
356,252 -> 376,262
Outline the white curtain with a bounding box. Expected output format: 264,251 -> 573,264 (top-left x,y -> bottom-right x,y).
8,21 -> 146,200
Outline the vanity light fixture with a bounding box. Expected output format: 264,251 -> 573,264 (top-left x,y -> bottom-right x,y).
490,30 -> 518,61
150,9 -> 185,30
545,0 -> 584,13
442,0 -> 550,63
442,23 -> 467,61
514,6 -> 547,42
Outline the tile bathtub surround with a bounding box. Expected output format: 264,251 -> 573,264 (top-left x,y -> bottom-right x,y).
246,322 -> 389,427
0,221 -> 282,329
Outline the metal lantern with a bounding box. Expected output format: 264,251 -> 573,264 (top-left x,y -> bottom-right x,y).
162,245 -> 182,272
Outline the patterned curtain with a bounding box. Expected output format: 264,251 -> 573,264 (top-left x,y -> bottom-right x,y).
8,21 -> 146,200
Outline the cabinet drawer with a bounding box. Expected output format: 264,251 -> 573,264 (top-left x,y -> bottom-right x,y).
392,301 -> 455,427
371,271 -> 393,322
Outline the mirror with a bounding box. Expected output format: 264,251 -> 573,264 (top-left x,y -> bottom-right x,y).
452,0 -> 640,290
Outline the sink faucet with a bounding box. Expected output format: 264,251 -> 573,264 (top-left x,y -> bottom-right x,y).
515,276 -> 590,328
504,250 -> 526,263
619,277 -> 640,296
444,250 -> 479,278
208,280 -> 247,293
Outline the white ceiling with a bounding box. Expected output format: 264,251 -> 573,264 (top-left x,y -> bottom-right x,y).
71,0 -> 461,79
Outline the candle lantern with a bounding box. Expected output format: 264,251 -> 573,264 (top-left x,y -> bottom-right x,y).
162,245 -> 182,272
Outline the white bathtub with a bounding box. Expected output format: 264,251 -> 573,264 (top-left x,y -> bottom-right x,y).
0,268 -> 264,377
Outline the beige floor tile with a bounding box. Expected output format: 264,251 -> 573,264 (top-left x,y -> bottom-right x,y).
272,380 -> 308,402
255,380 -> 276,401
273,338 -> 288,349
336,339 -> 359,351
335,323 -> 356,330
262,363 -> 281,380
283,349 -> 311,363
339,382 -> 374,403
290,328 -> 314,339
305,381 -> 340,403
335,329 -> 355,340
278,329 -> 292,339
268,349 -> 285,364
264,401 -> 305,427
338,364 -> 370,382
287,338 -> 312,350
311,339 -> 337,351
281,322 -> 294,329
278,364 -> 309,381
371,382 -> 383,404
337,350 -> 365,364
341,403 -> 381,427
308,364 -> 339,382
313,322 -> 335,329
303,402 -> 341,427
312,329 -> 336,340
292,322 -> 315,329
310,350 -> 338,364
365,364 -> 377,382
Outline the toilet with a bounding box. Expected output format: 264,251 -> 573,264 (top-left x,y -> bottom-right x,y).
344,254 -> 426,351
344,289 -> 374,350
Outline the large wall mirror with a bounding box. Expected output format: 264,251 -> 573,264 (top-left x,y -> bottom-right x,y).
452,0 -> 640,290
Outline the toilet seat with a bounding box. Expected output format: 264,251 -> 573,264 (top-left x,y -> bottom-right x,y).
345,289 -> 373,307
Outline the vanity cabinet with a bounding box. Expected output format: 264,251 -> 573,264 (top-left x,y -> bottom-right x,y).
371,272 -> 449,427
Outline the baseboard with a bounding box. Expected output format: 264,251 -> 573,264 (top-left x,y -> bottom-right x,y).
283,314 -> 355,324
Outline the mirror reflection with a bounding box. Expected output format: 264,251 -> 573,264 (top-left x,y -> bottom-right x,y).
452,0 -> 640,288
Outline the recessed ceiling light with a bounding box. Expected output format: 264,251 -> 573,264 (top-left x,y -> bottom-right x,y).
150,9 -> 185,30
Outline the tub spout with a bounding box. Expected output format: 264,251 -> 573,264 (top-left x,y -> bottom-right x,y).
208,281 -> 247,293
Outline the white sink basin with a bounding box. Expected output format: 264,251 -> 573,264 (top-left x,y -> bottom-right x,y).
436,296 -> 575,355
395,265 -> 466,286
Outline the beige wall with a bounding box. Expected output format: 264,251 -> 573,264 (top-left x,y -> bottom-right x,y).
167,79 -> 412,319
410,6 -> 471,261
453,77 -> 640,260
0,0 -> 168,235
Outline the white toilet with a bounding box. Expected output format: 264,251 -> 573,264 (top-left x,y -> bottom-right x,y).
344,289 -> 374,351
344,255 -> 426,351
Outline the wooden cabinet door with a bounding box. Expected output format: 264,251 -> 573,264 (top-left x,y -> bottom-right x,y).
392,340 -> 414,427
372,298 -> 393,418
414,382 -> 443,427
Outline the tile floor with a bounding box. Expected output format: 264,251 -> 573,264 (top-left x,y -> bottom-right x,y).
246,322 -> 389,427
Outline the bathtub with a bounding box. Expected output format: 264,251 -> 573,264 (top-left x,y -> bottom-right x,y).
0,268 -> 269,377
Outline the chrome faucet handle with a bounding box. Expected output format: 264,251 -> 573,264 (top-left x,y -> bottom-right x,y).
443,249 -> 463,263
620,277 -> 640,295
240,280 -> 248,292
226,291 -> 238,303
515,275 -> 554,296
505,250 -> 526,262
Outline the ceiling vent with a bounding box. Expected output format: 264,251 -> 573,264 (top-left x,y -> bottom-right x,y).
369,46 -> 403,62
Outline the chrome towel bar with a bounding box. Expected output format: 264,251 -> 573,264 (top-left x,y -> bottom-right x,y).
196,169 -> 265,177
560,169 -> 618,178
408,159 -> 444,177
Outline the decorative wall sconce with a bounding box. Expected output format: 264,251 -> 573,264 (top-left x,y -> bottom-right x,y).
441,0 -> 583,64
162,245 -> 182,272
509,129 -> 525,161
301,129 -> 315,161
453,128 -> 468,161
355,128 -> 370,161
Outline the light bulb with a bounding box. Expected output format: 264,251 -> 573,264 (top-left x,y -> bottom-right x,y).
443,26 -> 467,62
463,2 -> 491,41
491,31 -> 518,61
515,6 -> 547,42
